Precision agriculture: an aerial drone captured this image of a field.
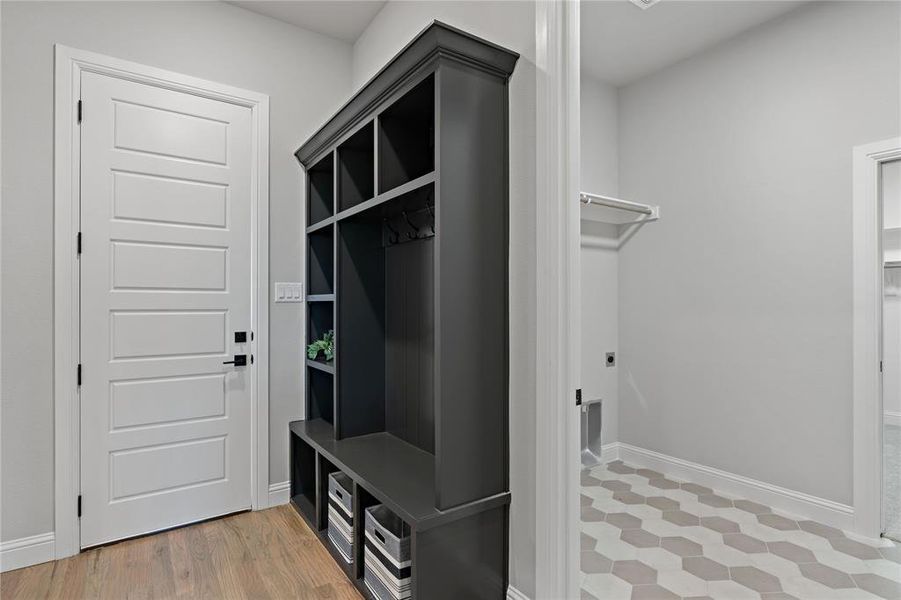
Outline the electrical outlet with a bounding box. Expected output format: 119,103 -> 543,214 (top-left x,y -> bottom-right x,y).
274,282 -> 304,303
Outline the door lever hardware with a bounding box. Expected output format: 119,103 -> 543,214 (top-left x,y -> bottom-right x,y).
223,354 -> 247,366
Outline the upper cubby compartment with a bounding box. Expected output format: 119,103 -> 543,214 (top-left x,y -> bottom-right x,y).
308,153 -> 334,227
308,226 -> 334,296
337,122 -> 375,213
378,74 -> 435,193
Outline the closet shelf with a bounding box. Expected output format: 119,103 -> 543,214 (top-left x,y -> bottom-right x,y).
306,358 -> 335,374
306,294 -> 335,302
580,191 -> 660,224
307,216 -> 335,234
336,171 -> 436,222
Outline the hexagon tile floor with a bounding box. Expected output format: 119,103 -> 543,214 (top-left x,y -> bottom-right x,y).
581,461 -> 901,600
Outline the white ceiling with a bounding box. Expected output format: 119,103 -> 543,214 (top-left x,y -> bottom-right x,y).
229,1 -> 387,43
581,0 -> 806,86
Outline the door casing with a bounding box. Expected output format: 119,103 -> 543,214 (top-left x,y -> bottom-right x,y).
53,44 -> 270,559
852,138 -> 901,540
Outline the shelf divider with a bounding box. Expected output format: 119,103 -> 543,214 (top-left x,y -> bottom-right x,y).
336,171 -> 435,222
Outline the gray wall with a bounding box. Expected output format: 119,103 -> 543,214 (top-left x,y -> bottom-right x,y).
354,3 -> 538,595
0,0 -> 352,542
580,74 -> 620,444
617,1 -> 900,505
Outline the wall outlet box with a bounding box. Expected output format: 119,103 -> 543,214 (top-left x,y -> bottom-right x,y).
275,282 -> 303,303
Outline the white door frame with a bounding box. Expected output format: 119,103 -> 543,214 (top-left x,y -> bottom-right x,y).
53,45 -> 270,559
533,1 -> 581,597
852,137 -> 901,540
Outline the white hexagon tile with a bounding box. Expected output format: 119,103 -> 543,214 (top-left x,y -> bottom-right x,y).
581,462 -> 901,600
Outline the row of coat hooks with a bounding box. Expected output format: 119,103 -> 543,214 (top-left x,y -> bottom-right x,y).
383,204 -> 435,246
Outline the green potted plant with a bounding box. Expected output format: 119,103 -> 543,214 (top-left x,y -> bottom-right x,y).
307,330 -> 334,362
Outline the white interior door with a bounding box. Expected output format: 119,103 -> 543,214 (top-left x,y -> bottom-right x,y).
79,71 -> 253,548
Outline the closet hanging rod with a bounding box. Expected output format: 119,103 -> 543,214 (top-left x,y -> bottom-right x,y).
580,192 -> 653,215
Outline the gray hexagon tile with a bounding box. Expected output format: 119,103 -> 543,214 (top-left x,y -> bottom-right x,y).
660,536 -> 704,557
829,537 -> 884,560
613,490 -> 646,505
602,479 -> 632,492
581,550 -> 613,574
683,556 -> 730,581
607,461 -> 637,475
649,478 -> 681,490
663,510 -> 701,527
581,505 -> 606,522
582,472 -> 603,486
612,560 -> 657,585
797,520 -> 844,539
798,562 -> 856,588
723,533 -> 768,554
852,572 -> 901,600
733,499 -> 771,514
766,541 -> 817,564
699,516 -> 740,534
607,512 -> 643,530
620,528 -> 661,549
681,482 -> 713,496
757,513 -> 799,531
730,566 -> 783,594
699,494 -> 733,509
646,496 -> 679,512
580,460 -> 900,600
636,468 -> 665,480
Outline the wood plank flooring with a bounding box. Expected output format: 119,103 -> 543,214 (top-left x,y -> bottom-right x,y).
0,505 -> 362,600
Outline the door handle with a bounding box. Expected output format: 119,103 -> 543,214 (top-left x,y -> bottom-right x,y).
223,354 -> 247,366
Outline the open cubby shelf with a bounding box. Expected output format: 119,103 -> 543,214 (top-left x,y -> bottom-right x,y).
378,74 -> 435,194
307,226 -> 334,296
307,153 -> 335,227
294,21 -> 518,599
338,121 -> 376,212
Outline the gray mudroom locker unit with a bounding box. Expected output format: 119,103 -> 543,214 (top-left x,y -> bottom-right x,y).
289,22 -> 518,599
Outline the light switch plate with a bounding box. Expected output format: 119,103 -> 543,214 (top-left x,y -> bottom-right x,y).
274,282 -> 304,303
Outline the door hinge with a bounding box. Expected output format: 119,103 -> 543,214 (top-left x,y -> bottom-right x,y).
77,100 -> 82,124
880,360 -> 883,373
77,232 -> 82,255
576,388 -> 582,406
77,495 -> 82,518
77,364 -> 82,386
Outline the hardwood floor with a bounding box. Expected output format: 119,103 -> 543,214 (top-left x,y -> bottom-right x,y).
0,505 -> 362,599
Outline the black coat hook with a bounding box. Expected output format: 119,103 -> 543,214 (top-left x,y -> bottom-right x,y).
402,211 -> 419,240
384,219 -> 400,244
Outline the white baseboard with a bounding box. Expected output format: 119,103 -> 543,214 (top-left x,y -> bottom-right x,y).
506,585 -> 530,600
0,532 -> 55,573
614,442 -> 855,533
885,411 -> 901,427
268,481 -> 290,507
600,441 -> 620,465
